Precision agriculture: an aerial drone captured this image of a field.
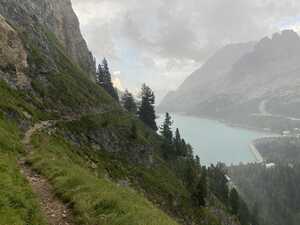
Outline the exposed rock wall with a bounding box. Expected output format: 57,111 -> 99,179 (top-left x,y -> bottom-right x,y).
0,15 -> 30,88
0,0 -> 96,81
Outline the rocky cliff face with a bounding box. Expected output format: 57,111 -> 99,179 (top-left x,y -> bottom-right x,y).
0,0 -> 95,81
0,15 -> 30,89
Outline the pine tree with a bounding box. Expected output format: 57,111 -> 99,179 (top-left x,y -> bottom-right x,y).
96,58 -> 119,102
251,202 -> 260,225
208,163 -> 229,204
97,64 -> 105,85
238,199 -> 251,225
159,113 -> 173,143
229,188 -> 239,215
192,168 -> 207,207
174,128 -> 182,155
130,122 -> 138,139
121,89 -> 137,114
159,113 -> 174,160
137,84 -> 157,131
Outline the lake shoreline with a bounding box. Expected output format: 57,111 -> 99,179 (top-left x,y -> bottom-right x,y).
172,113 -> 276,165
249,142 -> 264,163
157,113 -> 270,166
160,112 -> 276,134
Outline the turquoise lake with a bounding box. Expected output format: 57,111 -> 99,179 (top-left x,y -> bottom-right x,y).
157,114 -> 268,165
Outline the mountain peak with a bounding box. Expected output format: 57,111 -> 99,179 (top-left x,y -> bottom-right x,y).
255,29 -> 300,53
273,29 -> 299,40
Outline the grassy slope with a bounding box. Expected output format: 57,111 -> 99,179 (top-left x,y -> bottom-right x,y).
58,112 -> 191,215
0,78 -> 181,225
28,132 -> 179,225
0,116 -> 47,225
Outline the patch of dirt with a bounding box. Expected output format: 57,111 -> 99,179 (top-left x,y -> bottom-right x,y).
22,121 -> 51,145
19,120 -> 76,225
19,161 -> 75,225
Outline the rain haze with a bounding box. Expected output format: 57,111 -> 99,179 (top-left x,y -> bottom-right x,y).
71,0 -> 300,101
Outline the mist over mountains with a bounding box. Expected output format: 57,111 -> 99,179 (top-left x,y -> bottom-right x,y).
158,30 -> 300,130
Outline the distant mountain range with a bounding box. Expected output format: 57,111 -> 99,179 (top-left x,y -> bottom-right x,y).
158,30 -> 300,131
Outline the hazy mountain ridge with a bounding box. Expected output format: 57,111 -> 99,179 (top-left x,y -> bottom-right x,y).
158,42 -> 256,113
158,30 -> 300,130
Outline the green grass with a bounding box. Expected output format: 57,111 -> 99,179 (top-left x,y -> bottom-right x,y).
57,111 -> 190,207
0,80 -> 48,121
0,118 -> 47,225
25,25 -> 117,115
28,132 -> 180,225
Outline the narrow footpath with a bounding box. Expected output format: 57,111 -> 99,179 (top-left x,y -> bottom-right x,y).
18,121 -> 75,225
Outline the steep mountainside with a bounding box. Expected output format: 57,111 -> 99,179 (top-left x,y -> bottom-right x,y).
0,0 -> 95,81
158,30 -> 300,131
158,42 -> 255,113
0,1 -> 243,225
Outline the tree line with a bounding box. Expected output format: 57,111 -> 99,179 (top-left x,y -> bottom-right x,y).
95,58 -> 257,225
96,58 -> 119,101
96,58 -> 157,131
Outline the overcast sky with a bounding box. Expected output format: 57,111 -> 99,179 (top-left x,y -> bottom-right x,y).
71,0 -> 300,102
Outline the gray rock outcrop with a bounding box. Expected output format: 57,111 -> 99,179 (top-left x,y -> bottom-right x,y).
0,0 -> 96,81
0,15 -> 30,88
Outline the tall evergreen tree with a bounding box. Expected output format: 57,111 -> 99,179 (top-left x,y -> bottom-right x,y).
174,128 -> 182,155
159,113 -> 173,143
97,64 -> 105,85
208,163 -> 229,204
96,58 -> 119,102
121,89 -> 137,114
238,199 -> 251,225
137,84 -> 157,131
251,202 -> 260,225
173,128 -> 189,157
192,168 -> 207,207
159,113 -> 174,160
229,188 -> 239,215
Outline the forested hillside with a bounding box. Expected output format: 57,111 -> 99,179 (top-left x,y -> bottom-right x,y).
229,137 -> 300,225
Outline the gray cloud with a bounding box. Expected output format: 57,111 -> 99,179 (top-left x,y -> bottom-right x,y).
71,0 -> 300,101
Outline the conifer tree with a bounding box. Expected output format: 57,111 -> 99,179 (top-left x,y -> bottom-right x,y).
159,113 -> 173,143
183,159 -> 200,193
159,113 -> 174,160
192,168 -> 207,207
229,188 -> 239,215
130,122 -> 138,139
137,84 -> 157,131
208,163 -> 229,204
174,128 -> 182,155
97,64 -> 105,85
96,58 -> 119,102
121,89 -> 137,114
251,202 -> 260,225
